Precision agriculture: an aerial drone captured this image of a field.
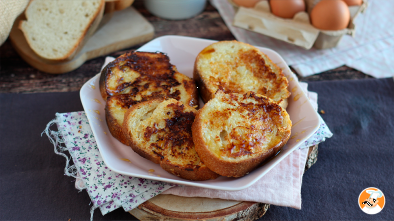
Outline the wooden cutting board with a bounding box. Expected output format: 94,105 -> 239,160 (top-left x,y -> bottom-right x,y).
129,145 -> 318,220
130,195 -> 270,220
9,7 -> 154,74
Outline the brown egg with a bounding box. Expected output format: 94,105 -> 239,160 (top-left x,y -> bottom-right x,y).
270,0 -> 306,19
232,0 -> 262,8
343,0 -> 363,6
311,0 -> 350,30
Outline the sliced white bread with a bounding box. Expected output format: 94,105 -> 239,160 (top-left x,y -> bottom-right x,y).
19,0 -> 105,62
113,0 -> 134,11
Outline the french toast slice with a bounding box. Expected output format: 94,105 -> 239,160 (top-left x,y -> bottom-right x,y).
100,51 -> 198,103
192,91 -> 292,177
194,41 -> 290,109
100,51 -> 198,144
123,98 -> 219,181
105,94 -> 164,145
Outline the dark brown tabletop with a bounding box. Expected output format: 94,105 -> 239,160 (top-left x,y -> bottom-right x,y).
0,1 -> 372,94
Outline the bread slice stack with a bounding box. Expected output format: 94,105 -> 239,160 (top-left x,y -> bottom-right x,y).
100,52 -> 214,180
123,98 -> 219,181
192,91 -> 292,177
19,0 -> 105,62
194,40 -> 290,109
191,40 -> 292,177
100,51 -> 198,145
100,41 -> 292,180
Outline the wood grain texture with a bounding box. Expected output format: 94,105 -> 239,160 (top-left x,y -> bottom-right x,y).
305,145 -> 318,171
130,194 -> 269,221
0,0 -> 370,94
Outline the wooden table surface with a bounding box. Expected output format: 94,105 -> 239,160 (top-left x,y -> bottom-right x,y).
0,1 -> 372,94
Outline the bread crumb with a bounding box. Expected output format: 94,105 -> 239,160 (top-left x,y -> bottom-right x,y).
320,110 -> 325,114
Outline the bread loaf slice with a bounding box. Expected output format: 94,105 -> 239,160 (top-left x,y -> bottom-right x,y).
105,94 -> 160,145
123,98 -> 219,181
194,41 -> 290,109
100,51 -> 198,102
104,0 -> 134,14
19,0 -> 105,62
113,0 -> 134,11
192,91 -> 292,177
101,51 -> 198,145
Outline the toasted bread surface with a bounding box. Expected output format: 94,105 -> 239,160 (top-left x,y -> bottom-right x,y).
100,51 -> 198,105
105,94 -> 166,145
194,41 -> 290,108
123,98 -> 219,181
192,91 -> 292,177
19,0 -> 105,61
101,51 -> 198,144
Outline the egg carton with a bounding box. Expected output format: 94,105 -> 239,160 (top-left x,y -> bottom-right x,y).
230,0 -> 368,49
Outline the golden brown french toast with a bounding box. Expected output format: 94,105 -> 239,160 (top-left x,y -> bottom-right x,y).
123,98 -> 219,181
192,91 -> 292,177
194,41 -> 290,108
100,51 -> 198,103
105,94 -> 165,145
100,51 -> 198,144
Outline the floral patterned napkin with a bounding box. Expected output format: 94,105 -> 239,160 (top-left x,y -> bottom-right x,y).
44,112 -> 176,220
298,82 -> 332,149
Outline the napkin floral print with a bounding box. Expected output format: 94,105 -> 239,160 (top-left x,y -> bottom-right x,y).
44,112 -> 175,220
302,115 -> 332,148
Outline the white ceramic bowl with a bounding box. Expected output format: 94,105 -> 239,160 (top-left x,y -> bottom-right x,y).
144,0 -> 206,20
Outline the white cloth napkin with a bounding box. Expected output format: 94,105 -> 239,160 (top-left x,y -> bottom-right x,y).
210,0 -> 394,78
0,0 -> 29,46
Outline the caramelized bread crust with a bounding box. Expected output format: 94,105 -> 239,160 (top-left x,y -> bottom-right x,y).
123,98 -> 219,181
100,51 -> 199,144
192,91 -> 292,177
100,51 -> 198,106
194,41 -> 290,108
